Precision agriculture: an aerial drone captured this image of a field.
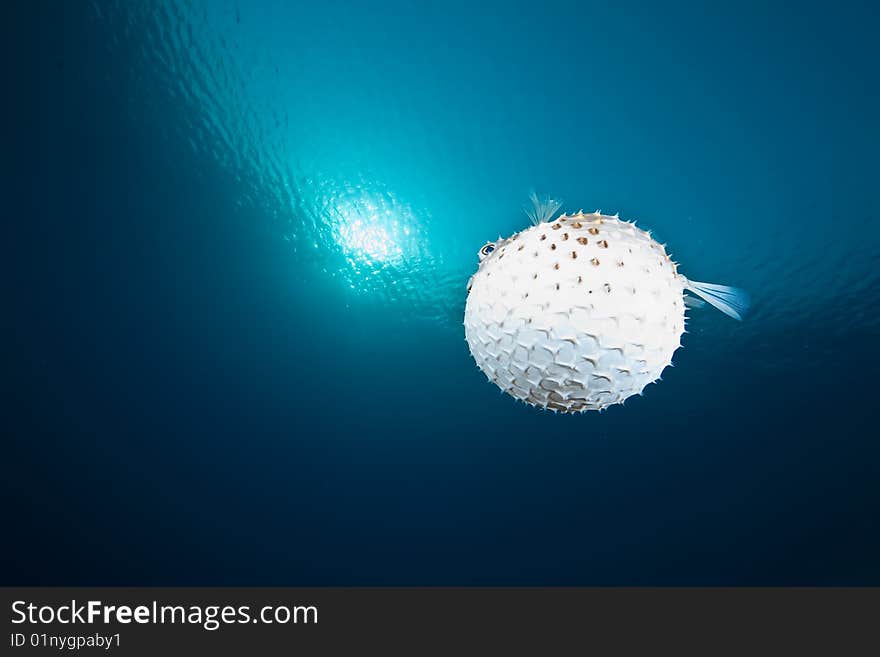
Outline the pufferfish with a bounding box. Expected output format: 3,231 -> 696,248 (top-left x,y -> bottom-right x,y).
463,194 -> 749,413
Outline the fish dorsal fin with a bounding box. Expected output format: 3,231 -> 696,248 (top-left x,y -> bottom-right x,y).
684,280 -> 750,321
523,192 -> 563,226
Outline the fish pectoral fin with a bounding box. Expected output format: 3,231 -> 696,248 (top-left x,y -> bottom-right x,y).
684,279 -> 750,321
683,294 -> 707,310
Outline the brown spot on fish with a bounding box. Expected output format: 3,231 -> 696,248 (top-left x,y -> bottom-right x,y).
577,237 -> 588,245
591,258 -> 600,266
597,239 -> 608,248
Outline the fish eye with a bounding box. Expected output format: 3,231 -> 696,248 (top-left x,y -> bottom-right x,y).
479,243 -> 496,260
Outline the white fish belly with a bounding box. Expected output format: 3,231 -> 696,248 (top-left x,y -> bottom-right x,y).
464,214 -> 686,413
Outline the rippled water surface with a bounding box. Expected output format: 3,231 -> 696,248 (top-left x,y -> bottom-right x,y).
8,0 -> 879,583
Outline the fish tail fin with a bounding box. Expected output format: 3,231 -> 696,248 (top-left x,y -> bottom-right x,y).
684,280 -> 750,321
524,191 -> 562,225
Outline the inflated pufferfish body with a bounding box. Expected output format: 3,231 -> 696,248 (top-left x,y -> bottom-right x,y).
463,196 -> 748,413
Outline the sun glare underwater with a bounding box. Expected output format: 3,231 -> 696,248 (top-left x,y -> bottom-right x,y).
10,0 -> 880,585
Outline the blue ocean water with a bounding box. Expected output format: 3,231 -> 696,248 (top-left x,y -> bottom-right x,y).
7,0 -> 878,583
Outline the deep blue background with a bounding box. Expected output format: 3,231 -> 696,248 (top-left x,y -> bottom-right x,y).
6,0 -> 878,584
